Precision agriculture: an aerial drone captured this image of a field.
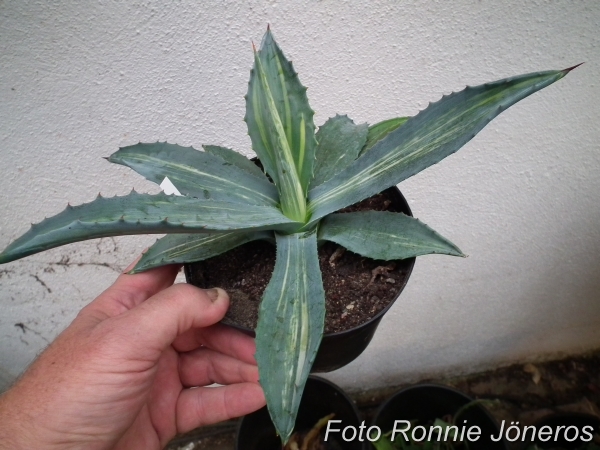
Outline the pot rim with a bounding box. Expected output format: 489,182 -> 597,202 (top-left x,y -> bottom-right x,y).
372,382 -> 474,423
372,382 -> 506,446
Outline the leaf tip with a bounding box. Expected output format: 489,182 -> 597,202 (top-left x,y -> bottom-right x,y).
563,62 -> 584,73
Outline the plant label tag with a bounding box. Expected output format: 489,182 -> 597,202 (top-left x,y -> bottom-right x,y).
160,177 -> 182,196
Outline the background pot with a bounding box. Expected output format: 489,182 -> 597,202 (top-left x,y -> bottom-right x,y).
522,413 -> 600,449
185,186 -> 415,372
236,376 -> 367,450
372,383 -> 509,450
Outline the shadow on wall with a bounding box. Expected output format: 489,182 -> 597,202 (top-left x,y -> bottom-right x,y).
514,205 -> 600,356
463,209 -> 600,368
468,207 -> 600,365
362,204 -> 600,386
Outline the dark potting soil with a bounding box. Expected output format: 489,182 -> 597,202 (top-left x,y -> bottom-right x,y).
186,190 -> 414,334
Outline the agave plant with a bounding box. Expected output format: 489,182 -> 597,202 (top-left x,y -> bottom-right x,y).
0,28 -> 577,443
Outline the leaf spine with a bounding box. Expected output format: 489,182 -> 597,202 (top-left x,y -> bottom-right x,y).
564,62 -> 584,72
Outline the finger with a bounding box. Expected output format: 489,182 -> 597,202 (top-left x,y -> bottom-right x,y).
172,323 -> 257,365
83,258 -> 181,320
176,383 -> 265,433
179,347 -> 259,388
111,285 -> 229,358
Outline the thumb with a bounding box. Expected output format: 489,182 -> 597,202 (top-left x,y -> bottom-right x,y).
110,284 -> 229,358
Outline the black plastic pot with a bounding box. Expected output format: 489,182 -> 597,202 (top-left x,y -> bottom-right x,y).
184,185 -> 415,373
372,384 -> 509,450
523,413 -> 600,449
236,376 -> 366,450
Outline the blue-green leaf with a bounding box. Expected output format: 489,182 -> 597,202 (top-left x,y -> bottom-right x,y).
255,231 -> 325,444
318,211 -> 464,260
0,193 -> 298,264
245,29 -> 316,221
108,142 -> 278,207
308,68 -> 574,222
361,117 -> 410,156
202,145 -> 268,181
130,230 -> 272,273
310,115 -> 368,189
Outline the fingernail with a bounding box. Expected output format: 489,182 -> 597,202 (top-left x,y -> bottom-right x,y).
205,288 -> 220,302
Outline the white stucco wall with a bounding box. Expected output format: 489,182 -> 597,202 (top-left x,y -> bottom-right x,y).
1,1 -> 599,393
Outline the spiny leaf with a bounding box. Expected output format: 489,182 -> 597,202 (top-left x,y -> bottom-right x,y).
202,145 -> 268,181
0,193 -> 298,264
318,211 -> 464,260
361,117 -> 410,156
245,29 -> 316,221
255,231 -> 325,444
308,68 -> 574,223
255,29 -> 317,192
130,230 -> 272,273
108,142 -> 278,207
310,115 -> 368,189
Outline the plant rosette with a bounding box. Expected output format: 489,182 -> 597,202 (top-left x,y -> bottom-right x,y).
184,185 -> 416,373
0,27 -> 579,443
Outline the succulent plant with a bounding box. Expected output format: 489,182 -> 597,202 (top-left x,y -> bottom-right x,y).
0,28 -> 577,443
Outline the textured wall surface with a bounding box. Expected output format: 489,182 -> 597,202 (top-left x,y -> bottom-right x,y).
1,1 -> 599,393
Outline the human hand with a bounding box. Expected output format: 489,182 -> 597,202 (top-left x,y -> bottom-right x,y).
0,258 -> 265,450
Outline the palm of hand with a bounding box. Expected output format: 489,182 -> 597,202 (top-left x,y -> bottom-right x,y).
0,263 -> 265,450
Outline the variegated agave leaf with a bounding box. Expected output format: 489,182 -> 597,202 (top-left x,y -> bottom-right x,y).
361,117 -> 410,156
319,211 -> 464,260
202,145 -> 268,181
0,193 -> 297,264
130,230 -> 272,273
255,231 -> 325,443
308,67 -> 576,223
108,142 -> 278,207
245,28 -> 317,222
310,115 -> 368,189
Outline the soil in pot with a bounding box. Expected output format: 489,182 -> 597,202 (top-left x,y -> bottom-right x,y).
186,187 -> 414,335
